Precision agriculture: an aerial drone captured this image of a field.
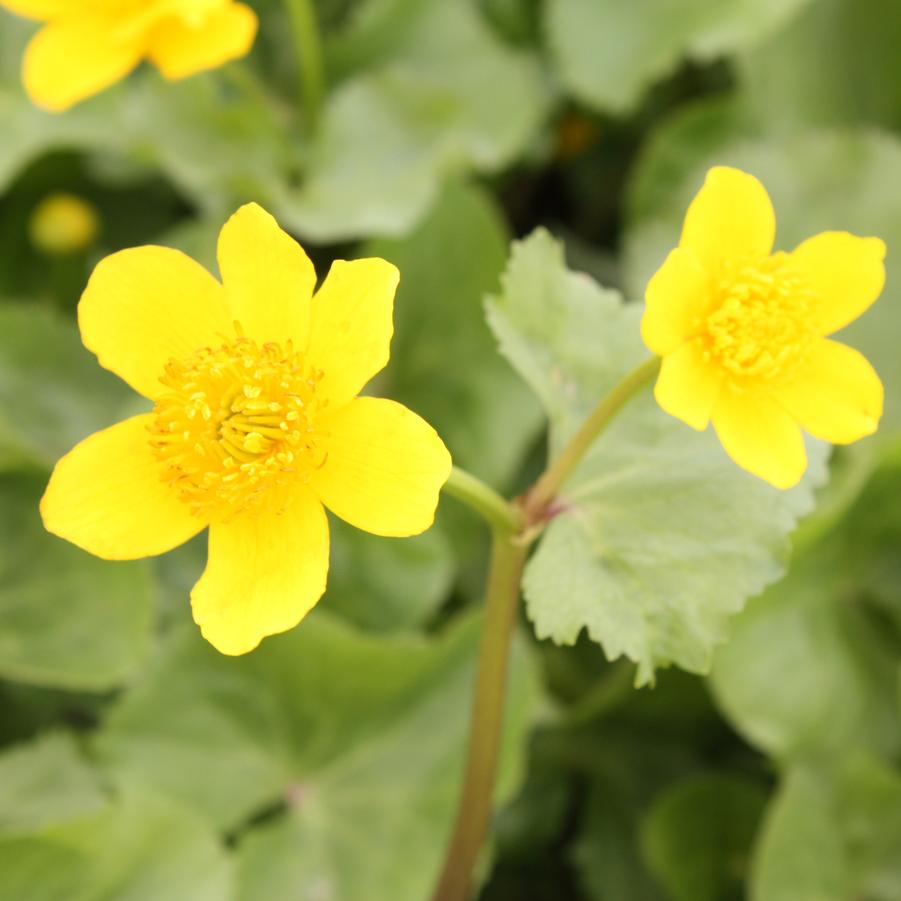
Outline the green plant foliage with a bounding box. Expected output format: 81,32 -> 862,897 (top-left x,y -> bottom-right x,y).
545,0 -> 813,114
0,788 -> 233,901
0,304 -> 132,469
365,182 -> 542,486
640,773 -> 767,901
710,450 -> 901,763
281,0 -> 551,239
97,611 -> 539,897
487,230 -> 826,684
0,732 -> 104,835
0,472 -> 154,690
737,0 -> 901,132
751,757 -> 901,901
325,517 -> 454,631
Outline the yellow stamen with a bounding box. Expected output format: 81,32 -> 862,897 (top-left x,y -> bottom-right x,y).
702,253 -> 815,382
149,332 -> 326,521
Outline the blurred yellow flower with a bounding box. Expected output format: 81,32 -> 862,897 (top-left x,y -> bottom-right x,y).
642,166 -> 885,489
29,192 -> 99,254
1,0 -> 258,112
40,203 -> 452,654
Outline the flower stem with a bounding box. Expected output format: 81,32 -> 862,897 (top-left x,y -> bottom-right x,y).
431,530 -> 527,901
282,0 -> 325,132
442,466 -> 523,535
432,360 -> 659,900
523,356 -> 660,522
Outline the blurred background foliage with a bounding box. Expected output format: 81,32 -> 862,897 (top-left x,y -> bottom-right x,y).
0,0 -> 900,899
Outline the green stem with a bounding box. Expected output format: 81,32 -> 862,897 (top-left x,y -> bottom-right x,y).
431,361 -> 660,899
431,530 -> 527,901
442,466 -> 523,535
282,0 -> 325,132
524,356 -> 660,522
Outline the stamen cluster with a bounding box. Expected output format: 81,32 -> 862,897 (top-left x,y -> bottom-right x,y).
149,332 -> 326,520
702,253 -> 814,382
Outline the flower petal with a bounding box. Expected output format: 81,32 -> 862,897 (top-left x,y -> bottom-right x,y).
1,0 -> 67,20
642,247 -> 711,356
654,339 -> 722,431
22,16 -> 143,112
40,414 -> 205,560
191,489 -> 329,655
680,166 -> 776,274
79,246 -> 231,399
712,391 -> 807,490
790,231 -> 887,336
148,3 -> 257,80
306,258 -> 399,409
310,397 -> 451,537
217,203 -> 315,347
777,339 -> 883,444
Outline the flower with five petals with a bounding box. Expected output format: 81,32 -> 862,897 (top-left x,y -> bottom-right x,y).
1,0 -> 258,111
642,166 -> 885,489
40,203 -> 452,654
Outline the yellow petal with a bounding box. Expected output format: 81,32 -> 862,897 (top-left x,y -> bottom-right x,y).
654,339 -> 721,431
191,489 -> 329,655
22,16 -> 143,112
217,203 -> 315,347
148,3 -> 257,80
306,258 -> 399,409
790,231 -> 886,336
712,391 -> 807,490
777,339 -> 883,444
1,0 -> 67,19
79,246 -> 231,399
310,397 -> 451,537
642,247 -> 711,356
40,414 -> 205,560
680,166 -> 776,274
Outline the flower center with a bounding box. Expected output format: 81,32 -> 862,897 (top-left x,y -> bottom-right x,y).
149,331 -> 326,521
702,253 -> 815,382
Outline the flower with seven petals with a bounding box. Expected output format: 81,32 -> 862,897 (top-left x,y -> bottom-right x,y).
1,0 -> 257,112
40,203 -> 453,654
642,166 -> 886,489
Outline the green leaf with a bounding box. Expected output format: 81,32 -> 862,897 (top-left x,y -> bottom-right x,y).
751,756 -> 901,901
546,0 -> 813,115
97,610 -> 540,900
624,123 -> 901,440
0,472 -> 154,690
0,789 -> 234,901
710,465 -> 901,764
364,181 -> 542,486
326,517 -> 454,631
737,0 -> 901,133
277,0 -> 551,240
487,229 -> 826,684
0,732 -> 104,835
0,304 -> 132,469
640,774 -> 767,901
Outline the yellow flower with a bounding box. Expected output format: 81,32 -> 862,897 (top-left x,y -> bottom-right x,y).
29,192 -> 99,254
2,0 -> 258,112
40,204 -> 453,654
642,166 -> 885,489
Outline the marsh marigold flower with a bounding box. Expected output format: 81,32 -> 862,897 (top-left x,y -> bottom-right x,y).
30,192 -> 99,254
40,204 -> 452,654
642,166 -> 885,489
1,0 -> 257,112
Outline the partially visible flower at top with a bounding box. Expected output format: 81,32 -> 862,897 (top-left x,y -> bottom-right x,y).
1,0 -> 258,112
642,166 -> 885,489
30,192 -> 99,254
40,203 -> 452,654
